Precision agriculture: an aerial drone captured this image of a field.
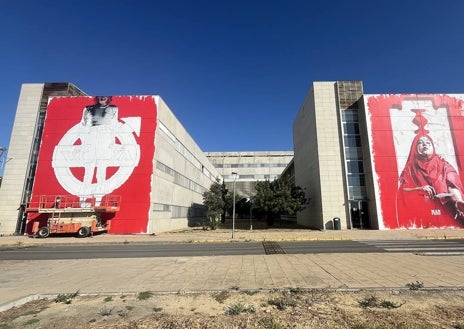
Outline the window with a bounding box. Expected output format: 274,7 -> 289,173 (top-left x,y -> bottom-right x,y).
341,109 -> 358,122
156,161 -> 207,195
348,186 -> 367,199
344,136 -> 361,147
348,174 -> 365,186
345,147 -> 363,160
343,122 -> 359,135
347,161 -> 364,174
153,203 -> 170,211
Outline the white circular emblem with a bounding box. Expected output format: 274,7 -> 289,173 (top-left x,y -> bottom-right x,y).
52,117 -> 141,202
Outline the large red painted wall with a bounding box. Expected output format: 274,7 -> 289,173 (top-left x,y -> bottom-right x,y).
27,96 -> 157,234
365,94 -> 464,229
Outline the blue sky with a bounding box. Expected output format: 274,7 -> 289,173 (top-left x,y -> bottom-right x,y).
1,0 -> 464,164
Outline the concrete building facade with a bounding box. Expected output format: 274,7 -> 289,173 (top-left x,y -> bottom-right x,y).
0,83 -> 219,235
0,83 -> 87,234
205,151 -> 293,198
293,81 -> 365,230
293,81 -> 464,230
4,80 -> 463,235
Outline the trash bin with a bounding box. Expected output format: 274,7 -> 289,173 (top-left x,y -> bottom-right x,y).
333,217 -> 341,230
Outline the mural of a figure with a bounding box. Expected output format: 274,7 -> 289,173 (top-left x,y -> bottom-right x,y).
28,95 -> 156,234
397,122 -> 464,227
80,96 -> 118,195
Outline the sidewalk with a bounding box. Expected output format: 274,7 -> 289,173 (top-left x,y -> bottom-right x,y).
1,226 -> 464,311
1,226 -> 464,246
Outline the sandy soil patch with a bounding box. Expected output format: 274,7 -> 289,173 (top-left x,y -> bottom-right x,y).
1,288 -> 464,328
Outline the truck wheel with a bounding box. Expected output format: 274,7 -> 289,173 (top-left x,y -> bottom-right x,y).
37,227 -> 50,238
76,226 -> 90,238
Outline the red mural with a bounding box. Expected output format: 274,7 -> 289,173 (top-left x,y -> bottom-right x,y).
27,96 -> 157,234
365,94 -> 464,228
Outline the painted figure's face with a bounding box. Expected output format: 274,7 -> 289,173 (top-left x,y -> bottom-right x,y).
98,96 -> 110,106
417,136 -> 433,158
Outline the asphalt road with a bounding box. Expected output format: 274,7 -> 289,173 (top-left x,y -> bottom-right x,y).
1,239 -> 464,260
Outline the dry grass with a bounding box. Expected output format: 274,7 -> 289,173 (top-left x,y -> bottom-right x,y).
1,289 -> 463,328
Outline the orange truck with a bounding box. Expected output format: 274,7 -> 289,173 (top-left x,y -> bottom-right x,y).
27,195 -> 120,238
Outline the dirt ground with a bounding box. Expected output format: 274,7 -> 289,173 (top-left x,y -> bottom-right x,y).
1,288 -> 464,329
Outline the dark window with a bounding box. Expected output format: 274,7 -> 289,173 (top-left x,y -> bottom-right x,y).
345,147 -> 363,160
344,136 -> 361,147
348,174 -> 365,187
348,186 -> 367,199
347,161 -> 364,174
343,122 -> 359,135
341,110 -> 358,122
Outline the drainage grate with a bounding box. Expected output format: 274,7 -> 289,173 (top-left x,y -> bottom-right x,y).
262,241 -> 286,255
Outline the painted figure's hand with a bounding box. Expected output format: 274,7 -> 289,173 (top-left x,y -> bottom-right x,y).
422,185 -> 436,199
455,201 -> 464,219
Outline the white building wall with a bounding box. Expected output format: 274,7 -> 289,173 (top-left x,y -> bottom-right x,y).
313,82 -> 346,229
0,85 -> 220,235
205,151 -> 293,197
0,84 -> 44,234
293,82 -> 347,229
293,86 -> 322,228
149,97 -> 219,233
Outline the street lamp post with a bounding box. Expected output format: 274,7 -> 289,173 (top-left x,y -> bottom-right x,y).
231,172 -> 238,239
249,197 -> 253,230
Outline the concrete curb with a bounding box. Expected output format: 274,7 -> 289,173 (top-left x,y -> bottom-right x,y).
3,286 -> 464,313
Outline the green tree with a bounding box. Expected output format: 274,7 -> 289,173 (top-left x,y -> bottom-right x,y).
202,178 -> 226,230
254,177 -> 307,226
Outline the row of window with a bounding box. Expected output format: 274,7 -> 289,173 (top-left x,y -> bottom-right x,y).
341,109 -> 366,200
158,122 -> 215,182
341,109 -> 359,122
156,161 -> 207,195
343,122 -> 360,135
224,174 -> 279,180
152,203 -> 206,218
214,163 -> 288,169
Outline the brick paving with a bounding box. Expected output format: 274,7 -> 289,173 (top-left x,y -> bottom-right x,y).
1,226 -> 463,311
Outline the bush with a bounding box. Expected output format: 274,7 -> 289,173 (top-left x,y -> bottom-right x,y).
406,281 -> 424,290
358,295 -> 404,309
226,302 -> 256,315
54,290 -> 79,304
268,296 -> 298,310
201,218 -> 221,230
136,291 -> 153,301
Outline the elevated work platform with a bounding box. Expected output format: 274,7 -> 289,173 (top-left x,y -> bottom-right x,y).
26,195 -> 121,214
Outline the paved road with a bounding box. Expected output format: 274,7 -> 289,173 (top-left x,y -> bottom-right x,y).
2,239 -> 464,260
357,238 -> 464,255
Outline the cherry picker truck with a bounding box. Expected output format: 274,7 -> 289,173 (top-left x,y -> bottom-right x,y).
26,194 -> 120,238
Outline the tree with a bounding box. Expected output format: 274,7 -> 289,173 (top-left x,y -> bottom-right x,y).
254,177 -> 307,226
202,178 -> 226,230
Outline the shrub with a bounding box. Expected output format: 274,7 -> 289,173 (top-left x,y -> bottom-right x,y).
268,296 -> 298,310
212,290 -> 230,303
226,302 -> 256,315
54,290 -> 79,304
98,306 -> 113,316
406,281 -> 424,290
136,291 -> 153,300
358,295 -> 404,309
259,317 -> 286,329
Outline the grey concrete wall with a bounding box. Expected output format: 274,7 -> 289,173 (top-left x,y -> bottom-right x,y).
0,84 -> 44,234
205,151 -> 294,197
149,97 -> 220,233
312,82 -> 347,229
293,85 -> 323,228
293,82 -> 348,230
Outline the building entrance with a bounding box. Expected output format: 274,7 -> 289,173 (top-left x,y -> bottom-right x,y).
349,200 -> 369,229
